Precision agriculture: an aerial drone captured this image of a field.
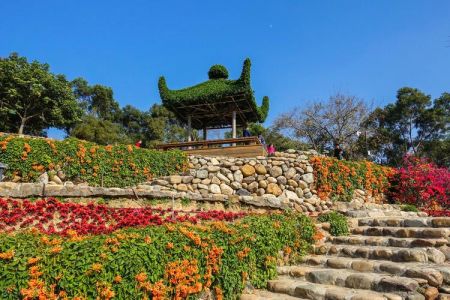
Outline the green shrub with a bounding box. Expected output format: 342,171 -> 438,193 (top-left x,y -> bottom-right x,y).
208,64 -> 229,79
318,211 -> 349,236
0,134 -> 187,187
400,204 -> 419,212
0,213 -> 314,300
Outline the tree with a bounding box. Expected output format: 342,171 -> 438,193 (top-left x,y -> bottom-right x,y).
365,87 -> 449,166
119,105 -> 148,142
72,77 -> 121,122
0,53 -> 82,134
71,115 -> 131,145
144,104 -> 187,147
274,93 -> 368,155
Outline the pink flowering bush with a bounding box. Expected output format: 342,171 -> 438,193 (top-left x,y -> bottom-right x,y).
390,155 -> 450,209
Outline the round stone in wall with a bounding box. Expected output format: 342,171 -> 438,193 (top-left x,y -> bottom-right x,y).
254,164 -> 267,175
269,166 -> 282,177
209,184 -> 221,194
266,183 -> 282,196
241,164 -> 256,177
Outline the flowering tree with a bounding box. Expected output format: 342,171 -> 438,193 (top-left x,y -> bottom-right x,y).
390,155 -> 449,209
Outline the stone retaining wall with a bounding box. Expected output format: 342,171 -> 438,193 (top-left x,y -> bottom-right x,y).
0,150 -> 381,214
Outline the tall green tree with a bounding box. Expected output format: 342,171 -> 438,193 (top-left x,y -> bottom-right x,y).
72,77 -> 120,121
0,53 -> 82,135
71,115 -> 131,145
144,104 -> 187,147
363,87 -> 449,166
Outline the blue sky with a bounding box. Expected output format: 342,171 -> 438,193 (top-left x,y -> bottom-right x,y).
1,1 -> 449,138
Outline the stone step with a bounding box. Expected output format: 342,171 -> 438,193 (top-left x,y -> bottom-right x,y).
276,266 -> 423,294
330,235 -> 449,248
291,256 -> 448,287
358,217 -> 450,228
315,243 -> 447,263
240,290 -> 306,300
267,276 -> 418,300
352,226 -> 449,239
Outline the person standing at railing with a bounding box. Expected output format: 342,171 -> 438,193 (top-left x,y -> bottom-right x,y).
243,127 -> 251,137
258,134 -> 266,147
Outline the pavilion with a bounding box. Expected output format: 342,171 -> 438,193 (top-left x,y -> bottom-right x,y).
156,58 -> 270,157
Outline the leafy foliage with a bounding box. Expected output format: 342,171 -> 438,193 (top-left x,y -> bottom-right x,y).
310,156 -> 395,201
208,65 -> 229,79
400,204 -> 419,212
0,213 -> 315,300
0,134 -> 186,187
318,212 -> 349,236
390,155 -> 450,209
0,53 -> 82,135
71,77 -> 121,122
361,87 -> 449,166
71,115 -> 131,145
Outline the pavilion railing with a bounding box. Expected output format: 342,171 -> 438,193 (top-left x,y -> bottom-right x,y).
155,136 -> 263,151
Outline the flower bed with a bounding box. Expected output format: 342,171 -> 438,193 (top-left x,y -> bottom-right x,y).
389,155 -> 449,209
0,213 -> 315,300
310,156 -> 395,201
0,134 -> 187,187
0,198 -> 246,235
423,210 -> 450,217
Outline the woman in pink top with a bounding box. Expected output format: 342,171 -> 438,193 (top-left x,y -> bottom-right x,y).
267,143 -> 275,156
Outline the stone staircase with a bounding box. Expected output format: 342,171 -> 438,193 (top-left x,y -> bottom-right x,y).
242,216 -> 450,300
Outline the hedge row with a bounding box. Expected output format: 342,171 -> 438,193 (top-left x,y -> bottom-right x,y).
310,156 -> 395,202
0,213 -> 315,300
0,134 -> 187,187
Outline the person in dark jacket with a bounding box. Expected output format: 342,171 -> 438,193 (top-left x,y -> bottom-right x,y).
334,144 -> 343,160
243,127 -> 251,137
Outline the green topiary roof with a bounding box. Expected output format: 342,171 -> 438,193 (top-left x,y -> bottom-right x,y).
158,58 -> 269,129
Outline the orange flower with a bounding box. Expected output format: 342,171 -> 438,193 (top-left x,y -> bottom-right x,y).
24,143 -> 31,153
151,280 -> 167,300
91,263 -> 103,272
166,242 -> 174,250
0,250 -> 15,260
27,257 -> 41,265
29,265 -> 43,278
113,275 -> 122,284
50,246 -> 63,254
283,246 -> 292,255
214,286 -> 223,300
96,282 -> 115,300
237,247 -> 251,260
144,236 -> 152,244
135,272 -> 148,283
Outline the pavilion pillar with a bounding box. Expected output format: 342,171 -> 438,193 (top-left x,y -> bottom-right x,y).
187,115 -> 192,142
232,111 -> 237,138
203,128 -> 207,140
